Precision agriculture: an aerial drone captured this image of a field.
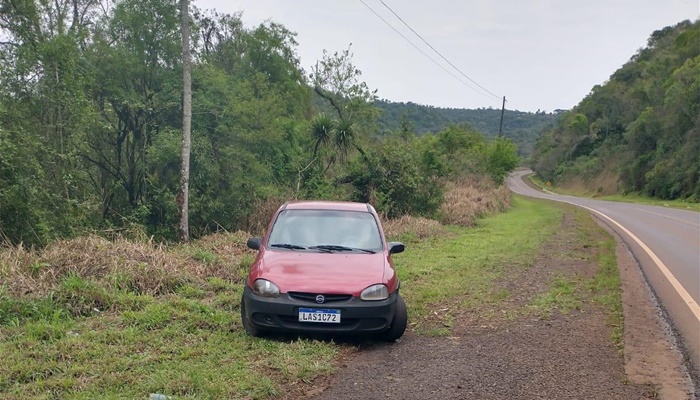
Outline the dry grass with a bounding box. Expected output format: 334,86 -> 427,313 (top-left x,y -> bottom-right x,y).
0,178 -> 510,302
184,230 -> 255,266
381,178 -> 512,241
382,215 -> 446,241
243,196 -> 285,236
560,168 -> 620,197
440,178 -> 511,226
0,231 -> 254,299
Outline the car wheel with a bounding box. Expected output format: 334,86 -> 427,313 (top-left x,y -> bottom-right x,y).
382,294 -> 407,342
240,295 -> 263,337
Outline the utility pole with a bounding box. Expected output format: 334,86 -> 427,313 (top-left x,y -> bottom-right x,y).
498,96 -> 506,137
177,0 -> 192,242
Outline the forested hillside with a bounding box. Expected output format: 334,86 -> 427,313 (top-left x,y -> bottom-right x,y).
0,0 -> 519,246
531,20 -> 700,201
376,100 -> 561,157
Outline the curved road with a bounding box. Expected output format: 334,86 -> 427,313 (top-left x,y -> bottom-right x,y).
508,170 -> 700,366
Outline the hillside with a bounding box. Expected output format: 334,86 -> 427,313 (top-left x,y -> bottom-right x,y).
376,100 -> 561,157
531,19 -> 700,201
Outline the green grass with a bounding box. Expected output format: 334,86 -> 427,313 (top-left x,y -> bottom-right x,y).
566,204 -> 624,349
525,203 -> 625,348
393,195 -> 563,334
529,275 -> 583,318
0,278 -> 338,399
0,303 -> 337,399
528,174 -> 699,211
587,231 -> 625,349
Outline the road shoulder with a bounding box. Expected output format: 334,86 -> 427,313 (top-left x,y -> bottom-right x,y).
308,202 -> 682,399
600,218 -> 696,399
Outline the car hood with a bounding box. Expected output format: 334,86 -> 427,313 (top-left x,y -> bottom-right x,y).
258,250 -> 387,295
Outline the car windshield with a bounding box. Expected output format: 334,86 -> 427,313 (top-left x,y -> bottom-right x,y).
267,209 -> 383,252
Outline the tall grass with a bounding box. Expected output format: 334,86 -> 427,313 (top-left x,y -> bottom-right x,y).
439,177 -> 511,226
0,231 -> 254,321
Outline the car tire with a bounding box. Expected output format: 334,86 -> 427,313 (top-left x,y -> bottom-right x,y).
382,294 -> 407,342
240,295 -> 263,337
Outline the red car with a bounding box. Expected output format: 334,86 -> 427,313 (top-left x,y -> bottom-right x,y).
241,200 -> 407,341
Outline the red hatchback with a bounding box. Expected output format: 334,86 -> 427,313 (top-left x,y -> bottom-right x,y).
241,201 -> 407,341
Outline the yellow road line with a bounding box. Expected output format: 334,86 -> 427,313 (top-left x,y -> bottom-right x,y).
510,172 -> 700,322
577,203 -> 700,322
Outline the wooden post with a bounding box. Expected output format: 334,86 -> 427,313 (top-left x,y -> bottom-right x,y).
178,0 -> 192,242
498,96 -> 506,137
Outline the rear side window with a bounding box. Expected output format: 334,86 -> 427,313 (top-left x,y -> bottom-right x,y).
267,210 -> 383,251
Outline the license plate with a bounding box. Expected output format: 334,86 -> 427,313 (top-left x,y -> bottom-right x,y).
298,308 -> 341,323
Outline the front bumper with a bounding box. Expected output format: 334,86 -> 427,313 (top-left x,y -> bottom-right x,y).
242,286 -> 398,334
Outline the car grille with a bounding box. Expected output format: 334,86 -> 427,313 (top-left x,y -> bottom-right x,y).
288,292 -> 353,303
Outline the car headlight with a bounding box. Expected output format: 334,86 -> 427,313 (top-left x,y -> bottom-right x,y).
252,279 -> 280,298
360,284 -> 389,301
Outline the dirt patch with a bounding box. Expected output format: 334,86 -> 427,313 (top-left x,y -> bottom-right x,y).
416,208 -> 602,337
306,204 -> 693,400
314,321 -> 642,400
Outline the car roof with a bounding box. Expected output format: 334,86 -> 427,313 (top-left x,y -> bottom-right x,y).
283,201 -> 371,212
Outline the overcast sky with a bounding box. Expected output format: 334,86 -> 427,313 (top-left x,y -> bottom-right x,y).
194,0 -> 699,112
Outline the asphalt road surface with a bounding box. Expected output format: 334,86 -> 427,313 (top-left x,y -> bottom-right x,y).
508,170 -> 700,367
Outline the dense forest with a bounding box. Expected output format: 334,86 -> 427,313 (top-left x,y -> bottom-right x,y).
0,0 -> 519,246
376,101 -> 561,157
531,20 -> 700,201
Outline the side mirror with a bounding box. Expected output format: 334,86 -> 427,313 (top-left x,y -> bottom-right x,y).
388,242 -> 404,255
247,237 -> 262,250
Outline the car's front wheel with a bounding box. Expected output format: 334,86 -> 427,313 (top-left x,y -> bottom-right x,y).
240,295 -> 264,337
382,294 -> 407,342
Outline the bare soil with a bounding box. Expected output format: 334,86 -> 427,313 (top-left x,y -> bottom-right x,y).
298,204 -> 694,400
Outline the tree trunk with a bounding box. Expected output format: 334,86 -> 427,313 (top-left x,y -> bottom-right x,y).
177,0 -> 192,242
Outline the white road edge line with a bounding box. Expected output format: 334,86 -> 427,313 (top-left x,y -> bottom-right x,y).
574,203 -> 700,322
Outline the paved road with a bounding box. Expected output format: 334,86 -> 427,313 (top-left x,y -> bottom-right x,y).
508,170 -> 700,365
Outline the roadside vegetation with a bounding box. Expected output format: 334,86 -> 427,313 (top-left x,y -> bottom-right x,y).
528,174 -> 700,211
392,196 -> 562,335
1,192 -> 628,398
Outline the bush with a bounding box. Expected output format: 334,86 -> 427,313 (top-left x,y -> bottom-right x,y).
342,139 -> 443,218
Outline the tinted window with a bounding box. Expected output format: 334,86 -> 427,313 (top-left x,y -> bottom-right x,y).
267,210 -> 383,250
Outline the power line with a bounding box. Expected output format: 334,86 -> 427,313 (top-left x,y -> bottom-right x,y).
358,0 -> 494,101
377,0 -> 502,101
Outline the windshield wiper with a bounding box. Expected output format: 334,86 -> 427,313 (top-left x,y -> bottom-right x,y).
270,243 -> 307,250
309,245 -> 376,254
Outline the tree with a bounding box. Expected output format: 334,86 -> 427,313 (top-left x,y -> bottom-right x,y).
0,0 -> 101,244
485,138 -> 520,184
177,0 -> 192,242
308,45 -> 378,161
86,0 -> 181,223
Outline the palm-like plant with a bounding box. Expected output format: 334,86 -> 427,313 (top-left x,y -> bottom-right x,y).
310,113 -> 334,157
334,118 -> 356,161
